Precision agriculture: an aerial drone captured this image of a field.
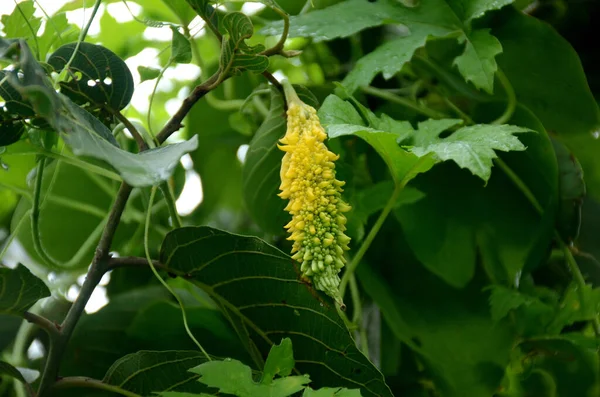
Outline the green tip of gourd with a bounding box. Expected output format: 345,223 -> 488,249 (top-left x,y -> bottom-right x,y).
282,79 -> 302,107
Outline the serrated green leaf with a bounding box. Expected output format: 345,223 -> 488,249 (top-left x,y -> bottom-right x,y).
318,94 -> 436,185
36,12 -> 77,61
303,387 -> 362,397
487,285 -> 550,323
454,29 -> 502,93
191,359 -> 309,397
0,264 -> 50,316
262,338 -> 294,384
1,1 -> 41,44
549,283 -> 600,334
159,226 -> 393,397
263,0 -> 508,93
104,351 -> 210,395
395,106 -> 557,288
171,26 -> 192,64
404,121 -> 529,182
48,42 -> 134,111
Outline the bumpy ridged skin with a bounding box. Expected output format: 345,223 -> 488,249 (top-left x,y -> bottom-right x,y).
278,100 -> 351,303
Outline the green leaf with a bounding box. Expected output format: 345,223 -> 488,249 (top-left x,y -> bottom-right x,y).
552,139 -> 585,243
453,29 -> 502,93
191,359 -> 310,397
159,226 -> 393,397
346,181 -> 424,241
262,338 -> 294,384
487,285 -> 553,323
36,12 -> 77,62
220,12 -> 268,76
1,1 -> 41,44
242,86 -> 319,235
48,42 -> 134,110
454,0 -> 516,22
0,361 -> 27,384
0,70 -> 36,117
0,264 -> 50,316
62,286 -> 243,380
318,94 -> 436,186
549,283 -> 600,333
163,0 -> 197,25
492,8 -> 600,199
402,120 -> 529,182
171,26 -> 192,64
104,350 -> 210,395
357,251 -> 516,397
1,40 -> 192,187
303,387 -> 362,397
263,0 -> 508,93
9,159 -> 126,270
58,106 -> 199,187
138,66 -> 161,82
517,336 -> 600,397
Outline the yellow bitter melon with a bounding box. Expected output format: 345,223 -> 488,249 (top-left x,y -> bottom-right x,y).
278,82 -> 351,305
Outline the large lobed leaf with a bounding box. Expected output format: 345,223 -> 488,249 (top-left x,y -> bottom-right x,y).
159,226 -> 392,397
262,0 -> 513,93
319,94 -> 528,184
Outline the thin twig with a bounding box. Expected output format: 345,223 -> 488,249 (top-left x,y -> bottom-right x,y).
156,72 -> 220,144
260,7 -> 289,57
23,312 -> 60,338
492,69 -> 516,125
262,71 -> 282,91
361,86 -> 447,119
107,256 -> 164,270
51,377 -> 142,397
107,108 -> 148,151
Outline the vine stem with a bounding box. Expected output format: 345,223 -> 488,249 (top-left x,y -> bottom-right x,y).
339,182 -> 404,299
51,377 -> 142,397
159,182 -> 182,228
31,157 -> 60,267
560,238 -> 600,336
495,157 -> 600,337
492,69 -> 516,125
144,187 -> 211,360
360,85 -> 446,119
56,0 -> 101,84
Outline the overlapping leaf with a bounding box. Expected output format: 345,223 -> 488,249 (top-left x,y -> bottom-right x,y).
104,350 -> 210,395
0,265 -> 50,316
159,226 -> 392,397
220,12 -> 268,76
0,38 -> 198,187
262,0 -> 512,93
48,42 -> 134,110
